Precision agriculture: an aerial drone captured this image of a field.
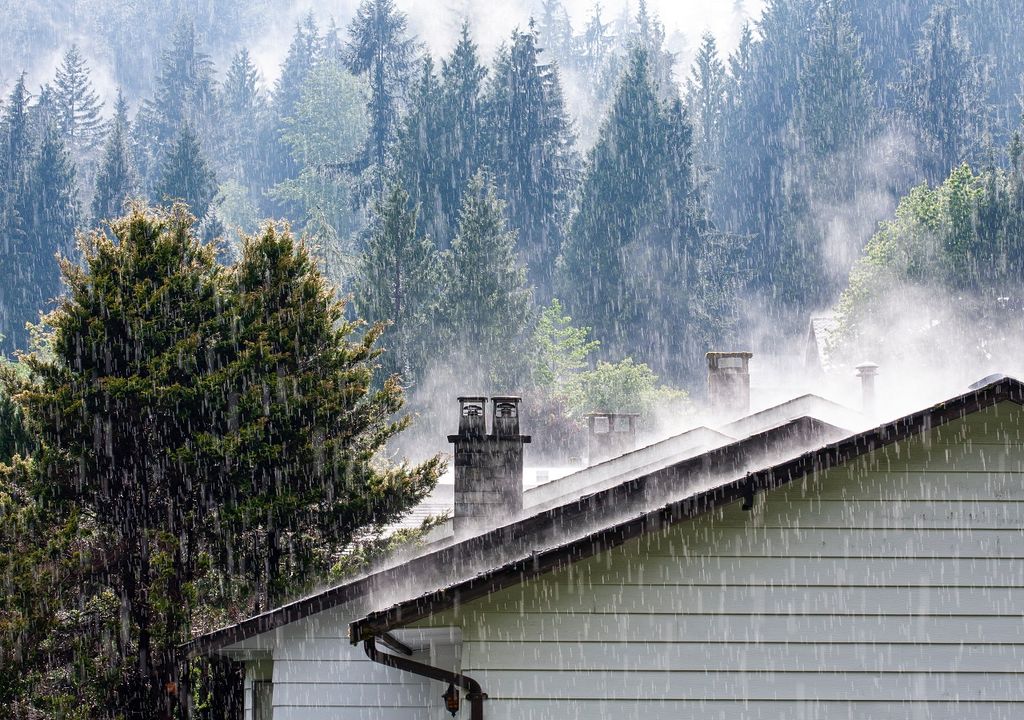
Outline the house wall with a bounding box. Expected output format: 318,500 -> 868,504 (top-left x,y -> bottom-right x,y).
416,400 -> 1024,719
242,604 -> 459,720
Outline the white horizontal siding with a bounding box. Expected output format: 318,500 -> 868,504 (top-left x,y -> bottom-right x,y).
416,401 -> 1024,718
270,633 -> 430,720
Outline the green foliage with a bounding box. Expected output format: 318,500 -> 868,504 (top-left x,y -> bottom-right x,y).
569,357 -> 688,420
834,160 -> 1024,366
530,299 -> 599,390
154,124 -> 217,218
483,26 -> 577,293
560,48 -> 742,384
5,203 -> 440,715
91,90 -> 137,224
272,60 -> 369,267
354,185 -> 441,383
345,0 -> 416,198
53,44 -> 105,155
440,170 -> 533,385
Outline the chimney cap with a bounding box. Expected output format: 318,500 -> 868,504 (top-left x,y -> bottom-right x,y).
583,411 -> 641,418
458,395 -> 487,403
490,395 -> 522,403
855,361 -> 879,376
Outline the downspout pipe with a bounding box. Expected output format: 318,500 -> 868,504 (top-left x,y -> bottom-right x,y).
362,636 -> 487,719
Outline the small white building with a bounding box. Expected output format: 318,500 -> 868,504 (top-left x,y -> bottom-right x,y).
189,370 -> 1024,720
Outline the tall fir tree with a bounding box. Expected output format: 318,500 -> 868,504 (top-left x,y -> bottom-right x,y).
899,7 -> 982,184
154,124 -> 217,218
136,20 -> 217,189
91,90 -> 137,223
483,25 -> 577,295
354,185 -> 441,382
773,0 -> 878,306
11,125 -> 79,351
221,47 -> 264,181
0,75 -> 33,353
395,56 -> 446,238
436,22 -> 488,245
561,49 -> 732,383
345,0 -> 416,200
686,33 -> 727,207
440,170 -> 532,384
53,45 -> 105,156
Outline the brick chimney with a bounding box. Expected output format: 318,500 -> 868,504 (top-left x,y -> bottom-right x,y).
585,412 -> 639,464
707,351 -> 753,417
448,396 -> 531,536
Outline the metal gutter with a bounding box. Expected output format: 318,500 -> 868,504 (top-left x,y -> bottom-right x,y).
363,636 -> 486,719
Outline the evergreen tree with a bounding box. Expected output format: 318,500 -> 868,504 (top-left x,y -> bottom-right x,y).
345,0 -> 416,199
782,0 -> 876,304
261,15 -> 323,208
561,49 -> 733,383
53,44 -> 104,156
5,126 -> 79,353
899,7 -> 982,184
154,124 -> 217,218
354,185 -> 441,381
483,26 -> 577,295
136,20 -> 217,186
274,14 -> 323,122
10,203 -> 440,715
0,76 -> 33,353
440,170 -> 532,383
91,90 -> 137,223
686,33 -> 727,204
436,22 -> 488,244
537,0 -> 575,61
221,47 -> 264,180
395,58 -> 445,244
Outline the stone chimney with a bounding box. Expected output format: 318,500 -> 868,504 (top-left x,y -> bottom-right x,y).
707,351 -> 753,417
448,396 -> 530,536
585,412 -> 639,464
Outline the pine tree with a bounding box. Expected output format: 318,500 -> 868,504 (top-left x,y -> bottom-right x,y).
354,185 -> 441,381
53,44 -> 105,155
395,57 -> 445,243
686,33 -> 727,200
0,76 -> 33,353
221,48 -> 264,180
561,48 -> 728,382
136,19 -> 216,185
436,22 -> 488,244
483,26 -> 577,295
345,0 -> 416,199
91,90 -> 137,223
441,170 -> 532,383
11,203 -> 441,715
783,0 -> 876,305
899,7 -> 982,184
274,14 -> 323,121
154,124 -> 217,218
9,126 -> 79,352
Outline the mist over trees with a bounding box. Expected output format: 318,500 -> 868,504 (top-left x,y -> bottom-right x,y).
2,0 -> 1024,712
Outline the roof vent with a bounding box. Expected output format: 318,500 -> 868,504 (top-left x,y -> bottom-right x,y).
855,361 -> 879,416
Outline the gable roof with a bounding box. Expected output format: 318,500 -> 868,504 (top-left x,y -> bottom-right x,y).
185,377 -> 1024,657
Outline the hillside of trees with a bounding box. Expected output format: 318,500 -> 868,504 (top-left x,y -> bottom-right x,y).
1,0 -> 1023,713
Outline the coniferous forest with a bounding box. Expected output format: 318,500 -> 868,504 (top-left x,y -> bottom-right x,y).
1,0 -> 1024,716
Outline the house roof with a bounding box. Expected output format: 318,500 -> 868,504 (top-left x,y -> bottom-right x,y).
184,376 -> 1024,657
